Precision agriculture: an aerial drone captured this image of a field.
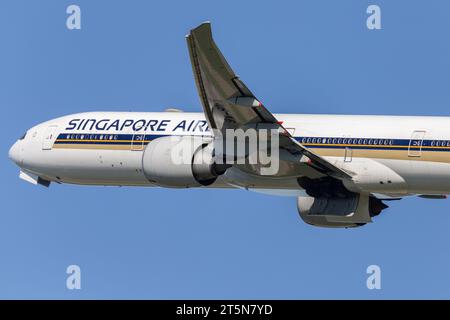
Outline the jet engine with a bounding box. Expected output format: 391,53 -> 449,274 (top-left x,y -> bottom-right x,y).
297,194 -> 388,228
142,135 -> 227,188
296,176 -> 389,228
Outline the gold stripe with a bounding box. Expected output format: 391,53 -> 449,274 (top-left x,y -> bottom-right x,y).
313,147 -> 450,163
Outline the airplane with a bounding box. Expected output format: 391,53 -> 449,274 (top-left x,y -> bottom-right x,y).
8,22 -> 450,228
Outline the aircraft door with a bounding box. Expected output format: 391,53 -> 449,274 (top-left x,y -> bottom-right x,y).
42,125 -> 58,150
131,124 -> 146,151
131,132 -> 146,151
408,130 -> 425,157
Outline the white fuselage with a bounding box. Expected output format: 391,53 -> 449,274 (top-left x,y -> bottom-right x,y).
9,111 -> 450,196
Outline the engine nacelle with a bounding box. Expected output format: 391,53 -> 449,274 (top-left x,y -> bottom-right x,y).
142,136 -> 223,188
297,194 -> 387,228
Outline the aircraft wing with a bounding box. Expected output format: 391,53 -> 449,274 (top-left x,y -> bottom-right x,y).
186,22 -> 351,179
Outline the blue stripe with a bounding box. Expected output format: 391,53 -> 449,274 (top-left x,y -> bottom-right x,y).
54,133 -> 450,152
55,133 -> 166,145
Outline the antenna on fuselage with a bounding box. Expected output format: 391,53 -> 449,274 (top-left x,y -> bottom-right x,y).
164,108 -> 184,112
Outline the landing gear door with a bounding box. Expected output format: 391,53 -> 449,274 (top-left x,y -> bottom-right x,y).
408,130 -> 425,157
42,125 -> 58,150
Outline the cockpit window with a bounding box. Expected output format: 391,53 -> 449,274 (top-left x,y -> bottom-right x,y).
19,132 -> 27,140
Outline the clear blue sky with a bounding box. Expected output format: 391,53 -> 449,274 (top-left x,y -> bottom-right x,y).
2,0 -> 450,299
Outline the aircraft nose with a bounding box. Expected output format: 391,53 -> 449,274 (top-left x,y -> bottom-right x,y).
8,141 -> 20,164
